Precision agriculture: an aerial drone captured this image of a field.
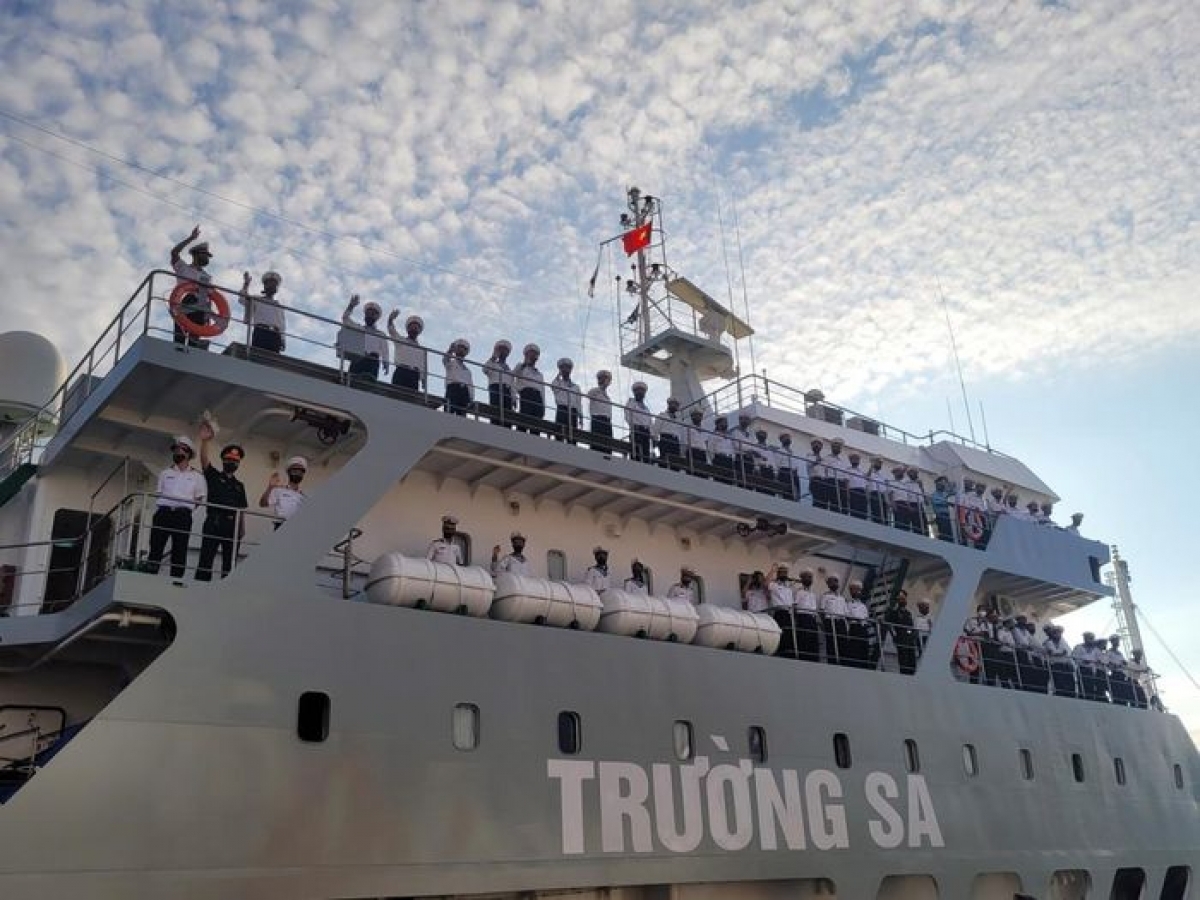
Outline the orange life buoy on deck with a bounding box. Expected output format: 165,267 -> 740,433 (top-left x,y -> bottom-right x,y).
954,636 -> 981,674
958,506 -> 985,543
169,282 -> 230,339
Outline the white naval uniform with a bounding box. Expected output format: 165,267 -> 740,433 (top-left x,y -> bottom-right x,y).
584,565 -> 610,593
587,387 -> 612,420
427,538 -> 463,565
444,354 -> 474,387
623,577 -> 649,596
743,586 -> 769,613
667,582 -> 696,605
551,375 -> 582,413
266,485 -> 305,521
156,465 -> 207,510
491,553 -> 531,577
239,292 -> 287,331
767,580 -> 794,611
389,327 -> 428,385
512,363 -> 545,403
624,398 -> 653,430
655,410 -> 686,444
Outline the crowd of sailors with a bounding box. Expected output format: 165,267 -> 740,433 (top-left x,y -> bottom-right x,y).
960,606 -> 1159,708
166,233 -> 1085,555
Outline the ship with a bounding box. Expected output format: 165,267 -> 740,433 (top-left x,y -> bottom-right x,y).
0,188 -> 1195,900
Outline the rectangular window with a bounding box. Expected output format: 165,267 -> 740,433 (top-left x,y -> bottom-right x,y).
452,703 -> 480,751
963,743 -> 979,777
1019,748 -> 1034,781
297,691 -> 330,743
691,575 -> 705,605
833,733 -> 852,769
452,533 -> 471,566
904,739 -> 920,774
644,566 -> 655,595
557,711 -> 581,755
1113,756 -> 1126,785
1071,752 -> 1085,783
749,726 -> 768,764
546,549 -> 566,582
673,720 -> 694,761
1174,763 -> 1184,790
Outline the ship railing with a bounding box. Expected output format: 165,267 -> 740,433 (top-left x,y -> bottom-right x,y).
952,636 -> 1163,710
0,706 -> 67,777
767,611 -> 926,675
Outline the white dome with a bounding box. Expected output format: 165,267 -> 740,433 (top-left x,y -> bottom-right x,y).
0,332 -> 65,424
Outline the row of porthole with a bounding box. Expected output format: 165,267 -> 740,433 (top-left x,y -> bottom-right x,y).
298,695 -> 1189,793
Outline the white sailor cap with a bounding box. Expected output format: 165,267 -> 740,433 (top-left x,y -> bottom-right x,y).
681,566 -> 696,576
597,369 -> 612,380
775,561 -> 790,569
189,242 -> 211,256
441,514 -> 459,525
494,339 -> 511,352
405,315 -> 424,330
510,530 -> 525,540
363,301 -> 382,315
830,436 -> 844,446
632,381 -> 647,391
557,357 -> 573,368
453,338 -> 471,353
666,396 -> 680,405
593,545 -> 607,554
523,343 -> 540,355
286,456 -> 308,471
849,580 -> 863,590
171,435 -> 195,457
262,270 -> 281,284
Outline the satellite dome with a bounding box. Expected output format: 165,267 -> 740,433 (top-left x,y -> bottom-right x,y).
0,332 -> 65,425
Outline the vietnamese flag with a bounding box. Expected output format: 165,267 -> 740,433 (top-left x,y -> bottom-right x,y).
621,222 -> 652,255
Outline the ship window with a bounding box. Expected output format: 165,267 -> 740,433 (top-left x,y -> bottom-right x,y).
1019,748 -> 1034,780
557,711 -> 581,755
1113,756 -> 1126,785
452,703 -> 479,751
546,549 -> 567,581
453,532 -> 472,566
1161,865 -> 1190,900
833,732 -> 852,769
904,739 -> 920,773
296,691 -> 330,743
749,726 -> 767,764
1048,869 -> 1092,899
643,566 -> 655,595
878,874 -> 938,897
1173,763 -> 1184,790
962,743 -> 979,777
673,720 -> 694,761
1070,753 -> 1085,783
1109,867 -> 1145,899
690,574 -> 706,604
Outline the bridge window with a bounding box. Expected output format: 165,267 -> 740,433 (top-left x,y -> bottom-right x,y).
833,732 -> 852,769
296,691 -> 330,743
1109,867 -> 1145,900
557,711 -> 582,755
546,549 -> 566,581
748,726 -> 768,764
1161,866 -> 1190,900
673,720 -> 694,761
1019,748 -> 1034,781
962,743 -> 979,777
452,703 -> 479,751
1071,753 -> 1085,783
1113,756 -> 1126,786
904,738 -> 920,773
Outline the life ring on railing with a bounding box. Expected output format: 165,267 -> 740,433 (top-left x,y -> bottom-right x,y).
169,282 -> 230,339
958,507 -> 986,544
954,636 -> 981,674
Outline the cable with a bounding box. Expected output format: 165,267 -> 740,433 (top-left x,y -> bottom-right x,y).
1137,608 -> 1200,693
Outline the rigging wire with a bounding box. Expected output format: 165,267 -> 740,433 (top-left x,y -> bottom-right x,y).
729,186 -> 756,382
1137,608 -> 1200,693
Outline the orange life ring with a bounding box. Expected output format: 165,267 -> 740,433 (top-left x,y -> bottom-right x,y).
169,282 -> 230,339
954,636 -> 981,674
958,507 -> 985,543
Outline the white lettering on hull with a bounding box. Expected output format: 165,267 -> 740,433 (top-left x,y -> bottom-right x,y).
548,758 -> 944,855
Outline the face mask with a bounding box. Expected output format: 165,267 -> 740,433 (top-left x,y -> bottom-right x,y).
288,471 -> 304,484
222,461 -> 239,474
173,452 -> 187,464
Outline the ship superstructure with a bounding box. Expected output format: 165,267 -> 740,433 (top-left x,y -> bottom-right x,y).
0,197 -> 1195,900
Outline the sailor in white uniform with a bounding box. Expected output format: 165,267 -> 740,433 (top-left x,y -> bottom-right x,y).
776,433 -> 799,499
655,397 -> 686,467
491,531 -> 531,577
765,563 -> 796,656
707,416 -> 736,483
729,414 -> 756,486
806,439 -> 829,509
844,580 -> 872,668
483,339 -> 514,425
443,338 -> 474,416
147,435 -> 207,577
511,344 -> 546,432
340,295 -> 389,383
387,312 -> 427,393
259,455 -> 307,529
792,569 -> 821,662
625,381 -> 653,462
587,370 -> 614,449
684,407 -> 708,472
168,225 -> 215,349
584,546 -> 610,593
623,559 -> 649,595
666,567 -> 698,605
820,576 -> 849,665
1042,624 -> 1076,697
239,270 -> 287,353
742,571 -> 770,614
427,515 -> 464,565
551,358 -> 583,442
866,457 -> 888,523
824,438 -> 849,514
845,452 -> 869,519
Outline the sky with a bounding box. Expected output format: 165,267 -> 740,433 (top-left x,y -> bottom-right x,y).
1,1 -> 1197,737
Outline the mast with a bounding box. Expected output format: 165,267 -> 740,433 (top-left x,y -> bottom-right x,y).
1107,545 -> 1146,655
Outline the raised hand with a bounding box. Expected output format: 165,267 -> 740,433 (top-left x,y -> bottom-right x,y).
188,224 -> 201,241
388,309 -> 399,323
198,420 -> 215,442
268,471 -> 283,488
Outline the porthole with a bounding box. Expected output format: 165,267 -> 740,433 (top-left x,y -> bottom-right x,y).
833,732 -> 852,769
749,726 -> 768,764
1173,763 -> 1184,790
452,703 -> 479,751
903,739 -> 920,774
296,691 -> 330,743
557,710 -> 581,755
673,720 -> 694,761
962,743 -> 979,777
1019,748 -> 1034,781
1071,753 -> 1085,783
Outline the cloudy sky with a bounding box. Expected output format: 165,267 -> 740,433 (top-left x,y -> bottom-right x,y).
2,1 -> 1198,735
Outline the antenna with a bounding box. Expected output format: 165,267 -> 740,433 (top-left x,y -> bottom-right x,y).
935,276 -> 976,442
978,400 -> 991,449
729,189 -> 756,382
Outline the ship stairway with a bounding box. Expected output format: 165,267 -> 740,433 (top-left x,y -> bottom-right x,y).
864,554 -> 910,617
0,706 -> 86,804
0,462 -> 37,511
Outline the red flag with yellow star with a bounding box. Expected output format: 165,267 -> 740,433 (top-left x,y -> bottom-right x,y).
621,222 -> 652,255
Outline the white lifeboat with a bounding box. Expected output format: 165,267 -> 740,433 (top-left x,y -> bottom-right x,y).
695,605 -> 781,654
364,554 -> 494,617
490,574 -> 603,630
